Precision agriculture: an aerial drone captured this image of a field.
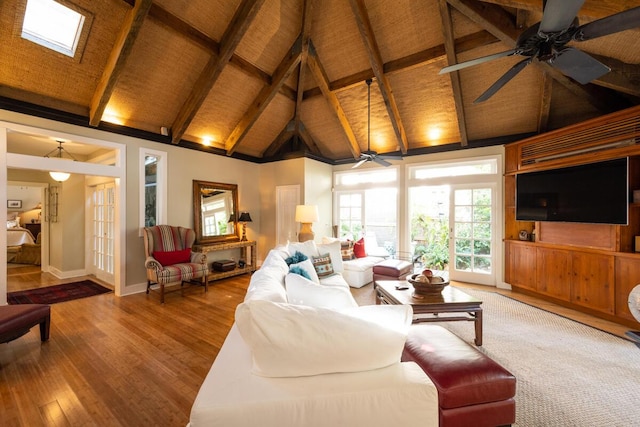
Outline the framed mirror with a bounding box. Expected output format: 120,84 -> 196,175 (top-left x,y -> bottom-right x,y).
193,180 -> 239,244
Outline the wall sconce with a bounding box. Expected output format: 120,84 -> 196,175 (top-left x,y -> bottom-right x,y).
238,212 -> 252,241
45,141 -> 76,182
295,205 -> 319,242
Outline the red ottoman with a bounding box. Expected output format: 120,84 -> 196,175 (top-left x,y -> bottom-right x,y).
373,259 -> 413,282
402,325 -> 516,427
0,304 -> 51,344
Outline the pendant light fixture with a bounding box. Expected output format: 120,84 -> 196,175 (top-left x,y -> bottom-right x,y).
45,140 -> 77,182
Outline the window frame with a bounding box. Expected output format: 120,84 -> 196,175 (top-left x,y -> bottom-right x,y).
139,148 -> 167,234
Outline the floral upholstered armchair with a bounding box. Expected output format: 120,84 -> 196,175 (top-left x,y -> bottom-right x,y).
143,225 -> 208,303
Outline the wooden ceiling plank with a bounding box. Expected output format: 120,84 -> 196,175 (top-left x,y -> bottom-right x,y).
302,30 -> 499,100
171,0 -> 266,143
89,0 -> 153,127
439,0 -> 469,146
148,3 -> 275,89
348,0 -> 408,153
307,41 -> 361,159
225,36 -> 303,154
537,71 -> 552,133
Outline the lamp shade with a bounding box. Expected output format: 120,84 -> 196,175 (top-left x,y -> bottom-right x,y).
295,205 -> 319,223
238,212 -> 252,222
228,213 -> 236,223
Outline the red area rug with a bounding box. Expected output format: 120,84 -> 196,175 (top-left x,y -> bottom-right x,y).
8,280 -> 112,305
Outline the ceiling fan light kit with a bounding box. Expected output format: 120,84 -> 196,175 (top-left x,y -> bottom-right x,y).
440,0 -> 640,103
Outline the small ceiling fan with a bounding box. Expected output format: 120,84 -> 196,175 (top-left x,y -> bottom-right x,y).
439,0 -> 640,103
352,79 -> 402,169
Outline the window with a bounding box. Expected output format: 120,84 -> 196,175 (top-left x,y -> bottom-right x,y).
140,148 -> 167,231
22,0 -> 85,57
334,168 -> 398,255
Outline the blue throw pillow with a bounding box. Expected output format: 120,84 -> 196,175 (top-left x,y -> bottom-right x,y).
289,265 -> 312,280
285,250 -> 308,266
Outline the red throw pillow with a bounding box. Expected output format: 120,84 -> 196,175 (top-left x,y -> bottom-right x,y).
153,248 -> 191,266
353,238 -> 366,258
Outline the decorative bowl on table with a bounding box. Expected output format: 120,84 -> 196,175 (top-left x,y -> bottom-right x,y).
408,273 -> 449,297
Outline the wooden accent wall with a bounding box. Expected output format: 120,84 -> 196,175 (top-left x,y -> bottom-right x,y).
504,105 -> 640,328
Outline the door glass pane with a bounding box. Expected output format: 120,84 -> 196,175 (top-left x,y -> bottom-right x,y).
408,186 -> 450,270
453,187 -> 492,275
144,155 -> 158,227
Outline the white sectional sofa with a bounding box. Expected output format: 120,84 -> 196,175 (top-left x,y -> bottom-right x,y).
188,240 -> 438,427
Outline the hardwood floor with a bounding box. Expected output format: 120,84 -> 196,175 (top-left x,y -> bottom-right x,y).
2,271 -> 636,426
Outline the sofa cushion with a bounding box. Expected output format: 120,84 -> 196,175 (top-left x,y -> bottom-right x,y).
287,240 -> 319,259
235,300 -> 413,378
289,258 -> 319,283
284,250 -> 308,266
311,253 -> 335,278
244,250 -> 289,304
317,240 -> 344,273
353,237 -> 366,258
285,272 -> 357,309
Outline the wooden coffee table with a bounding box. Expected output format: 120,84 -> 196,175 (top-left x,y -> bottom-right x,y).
375,280 -> 483,346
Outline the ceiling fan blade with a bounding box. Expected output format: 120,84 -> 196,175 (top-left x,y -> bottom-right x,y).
377,154 -> 403,160
372,157 -> 391,167
352,158 -> 368,169
539,0 -> 584,33
574,6 -> 640,41
551,48 -> 610,84
474,57 -> 532,103
439,50 -> 516,74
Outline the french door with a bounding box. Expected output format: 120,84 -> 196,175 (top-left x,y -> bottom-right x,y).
449,184 -> 496,286
90,183 -> 115,284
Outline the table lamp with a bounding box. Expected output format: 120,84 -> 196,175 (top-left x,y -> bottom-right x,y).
238,212 -> 252,241
295,205 -> 319,242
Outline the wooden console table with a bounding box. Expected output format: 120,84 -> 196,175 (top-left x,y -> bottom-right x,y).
192,240 -> 257,282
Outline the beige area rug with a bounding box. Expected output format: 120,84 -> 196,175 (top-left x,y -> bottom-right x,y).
439,288 -> 640,427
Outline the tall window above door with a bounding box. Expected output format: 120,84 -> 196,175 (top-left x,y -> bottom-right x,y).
139,148 -> 167,230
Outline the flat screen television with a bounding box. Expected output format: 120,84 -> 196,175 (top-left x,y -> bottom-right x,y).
516,157 -> 629,225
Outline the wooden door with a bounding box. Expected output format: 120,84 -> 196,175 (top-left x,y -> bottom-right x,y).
536,247 -> 571,300
506,242 -> 537,291
614,256 -> 640,322
571,252 -> 615,314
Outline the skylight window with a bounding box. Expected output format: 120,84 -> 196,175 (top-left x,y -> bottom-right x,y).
22,0 -> 85,57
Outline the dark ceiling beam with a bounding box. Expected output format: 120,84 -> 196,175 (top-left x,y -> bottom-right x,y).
297,122 -> 322,155
307,40 -> 361,159
147,3 -> 282,97
225,36 -> 303,155
293,0 -> 315,151
588,54 -> 640,98
537,71 -> 552,133
171,0 -> 266,144
446,0 -> 626,113
438,0 -> 469,147
303,30 -> 498,99
89,0 -> 153,127
349,0 -> 408,154
263,121 -> 295,158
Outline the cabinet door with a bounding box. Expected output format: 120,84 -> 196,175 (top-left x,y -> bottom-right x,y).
615,257 -> 640,322
571,252 -> 615,314
536,247 -> 571,300
506,243 -> 537,290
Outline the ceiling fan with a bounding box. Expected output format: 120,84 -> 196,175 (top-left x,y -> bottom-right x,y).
439,0 -> 640,103
352,79 -> 402,169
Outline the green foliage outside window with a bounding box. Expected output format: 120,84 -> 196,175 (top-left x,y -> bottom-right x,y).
412,213 -> 449,270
